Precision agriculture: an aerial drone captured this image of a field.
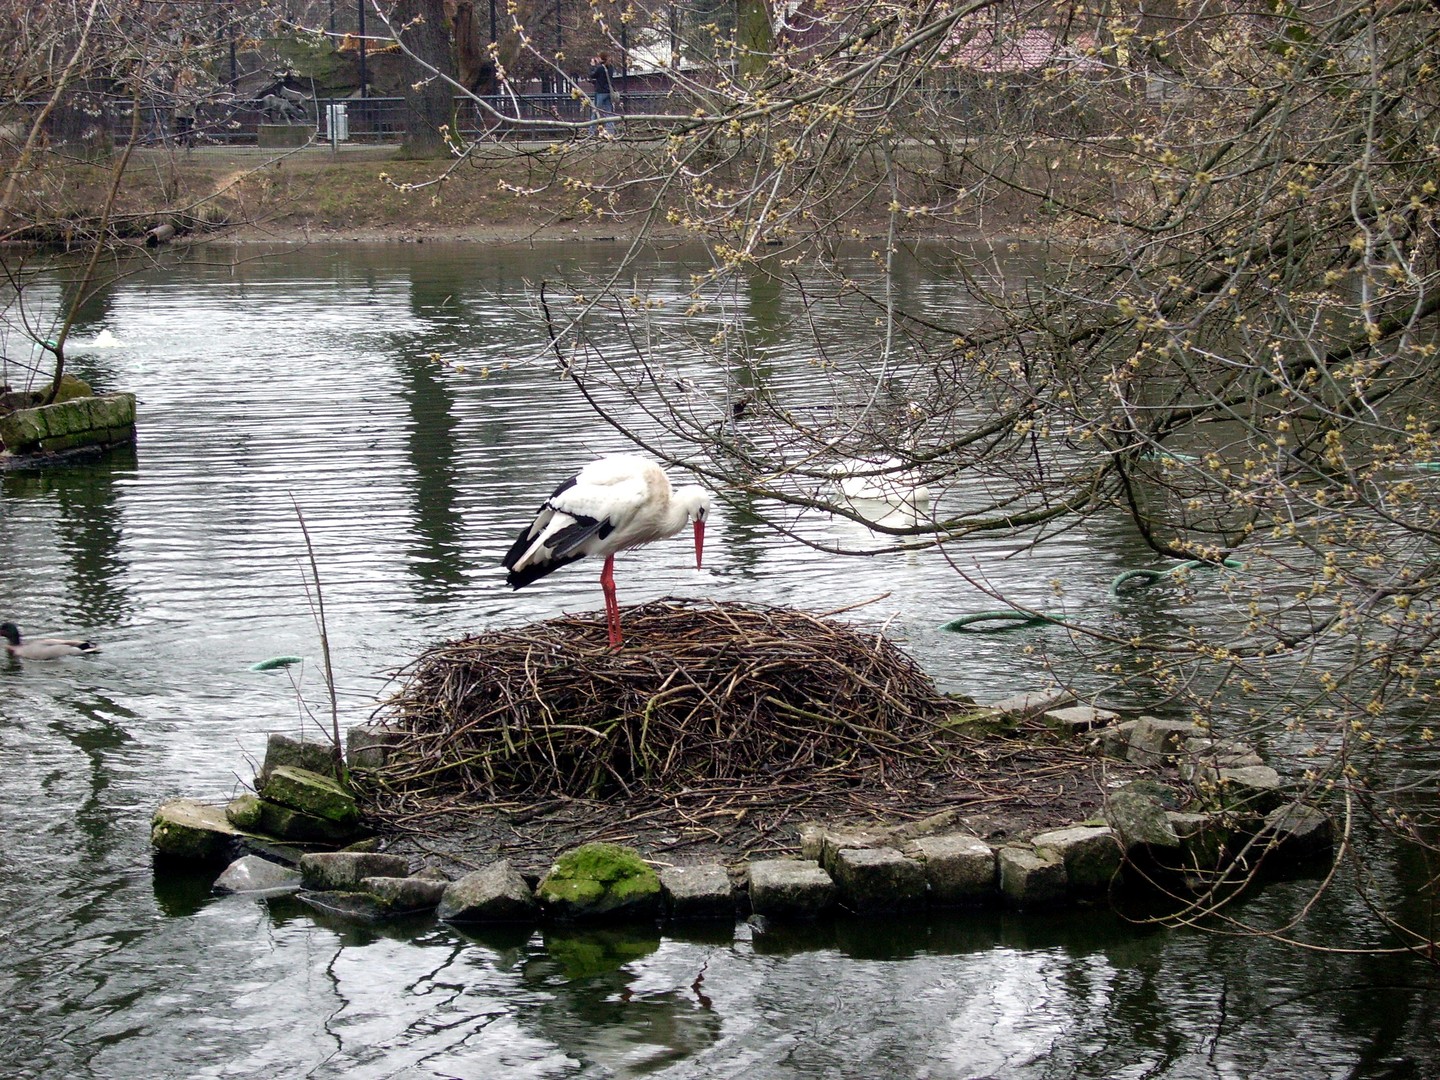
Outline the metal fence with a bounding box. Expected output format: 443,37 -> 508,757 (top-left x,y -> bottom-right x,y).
47,92 -> 677,148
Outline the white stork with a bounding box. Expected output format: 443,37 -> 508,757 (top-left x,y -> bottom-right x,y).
1,622 -> 100,660
502,455 -> 712,647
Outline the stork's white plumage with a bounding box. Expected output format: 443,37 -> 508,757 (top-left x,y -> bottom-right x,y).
502,455 -> 712,647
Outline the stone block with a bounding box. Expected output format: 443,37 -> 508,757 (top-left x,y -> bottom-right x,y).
151,798 -> 240,862
255,799 -> 360,843
361,875 -> 447,914
832,846 -> 927,913
438,860 -> 539,923
226,793 -> 265,830
1126,716 -> 1204,768
985,689 -> 1076,719
1261,802 -> 1333,860
998,846 -> 1067,906
1097,719 -> 1138,759
213,854 -> 302,895
258,733 -> 341,787
0,406 -> 47,450
1177,737 -> 1263,782
40,400 -> 84,437
260,765 -> 358,826
910,833 -> 996,904
1165,811 -> 1229,871
1105,785 -> 1181,851
300,850 -> 411,890
659,864 -> 735,920
811,824 -> 889,876
346,724 -> 404,770
1215,765 -> 1284,812
537,843 -> 662,922
1043,705 -> 1119,738
748,859 -> 836,918
1031,825 -> 1122,893
798,823 -> 825,862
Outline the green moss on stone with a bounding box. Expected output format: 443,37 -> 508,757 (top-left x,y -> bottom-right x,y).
537,843 -> 661,920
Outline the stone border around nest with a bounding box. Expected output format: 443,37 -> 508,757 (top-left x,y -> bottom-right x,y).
151,689 -> 1335,926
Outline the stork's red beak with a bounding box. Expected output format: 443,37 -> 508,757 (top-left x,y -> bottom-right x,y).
693,519 -> 705,569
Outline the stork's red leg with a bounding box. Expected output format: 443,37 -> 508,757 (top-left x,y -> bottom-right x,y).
600,554 -> 622,647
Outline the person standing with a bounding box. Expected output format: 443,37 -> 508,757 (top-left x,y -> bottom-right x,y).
588,53 -> 617,138
173,67 -> 197,147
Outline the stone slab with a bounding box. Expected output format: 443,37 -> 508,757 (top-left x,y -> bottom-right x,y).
748,859 -> 836,918
998,846 -> 1067,906
984,689 -> 1076,719
659,864 -> 735,920
831,846 -> 927,912
151,798 -> 241,862
300,850 -> 411,890
910,833 -> 996,904
1031,825 -> 1122,893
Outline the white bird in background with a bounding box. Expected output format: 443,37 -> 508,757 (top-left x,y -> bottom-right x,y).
502,455 -> 712,647
829,456 -> 931,525
1,622 -> 100,660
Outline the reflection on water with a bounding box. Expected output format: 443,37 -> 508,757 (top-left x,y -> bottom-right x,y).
1,243 -> 1436,1079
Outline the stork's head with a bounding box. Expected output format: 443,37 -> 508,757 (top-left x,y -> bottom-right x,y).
677,487 -> 712,569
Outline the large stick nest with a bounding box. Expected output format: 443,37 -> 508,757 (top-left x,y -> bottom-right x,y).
368,599 -> 964,806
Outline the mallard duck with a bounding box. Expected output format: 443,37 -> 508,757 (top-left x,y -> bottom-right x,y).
1,622 -> 100,660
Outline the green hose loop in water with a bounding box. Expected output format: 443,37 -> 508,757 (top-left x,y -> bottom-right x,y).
1109,558 -> 1244,597
250,655 -> 305,671
939,610 -> 1059,632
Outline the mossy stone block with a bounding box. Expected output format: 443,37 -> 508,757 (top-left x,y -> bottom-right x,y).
260,764 -> 358,825
255,798 -> 360,843
151,798 -> 240,862
537,843 -> 661,921
226,793 -> 265,830
0,407 -> 48,450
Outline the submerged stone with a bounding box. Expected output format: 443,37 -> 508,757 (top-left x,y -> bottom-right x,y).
361,875 -> 447,914
300,850 -> 411,890
536,843 -> 661,922
213,854 -> 303,896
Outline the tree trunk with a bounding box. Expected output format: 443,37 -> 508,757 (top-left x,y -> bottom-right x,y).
395,0 -> 457,158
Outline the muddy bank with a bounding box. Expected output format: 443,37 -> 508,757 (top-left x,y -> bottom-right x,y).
23,142 -> 1052,247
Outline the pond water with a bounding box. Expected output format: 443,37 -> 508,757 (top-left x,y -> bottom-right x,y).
1,242 -> 1435,1078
